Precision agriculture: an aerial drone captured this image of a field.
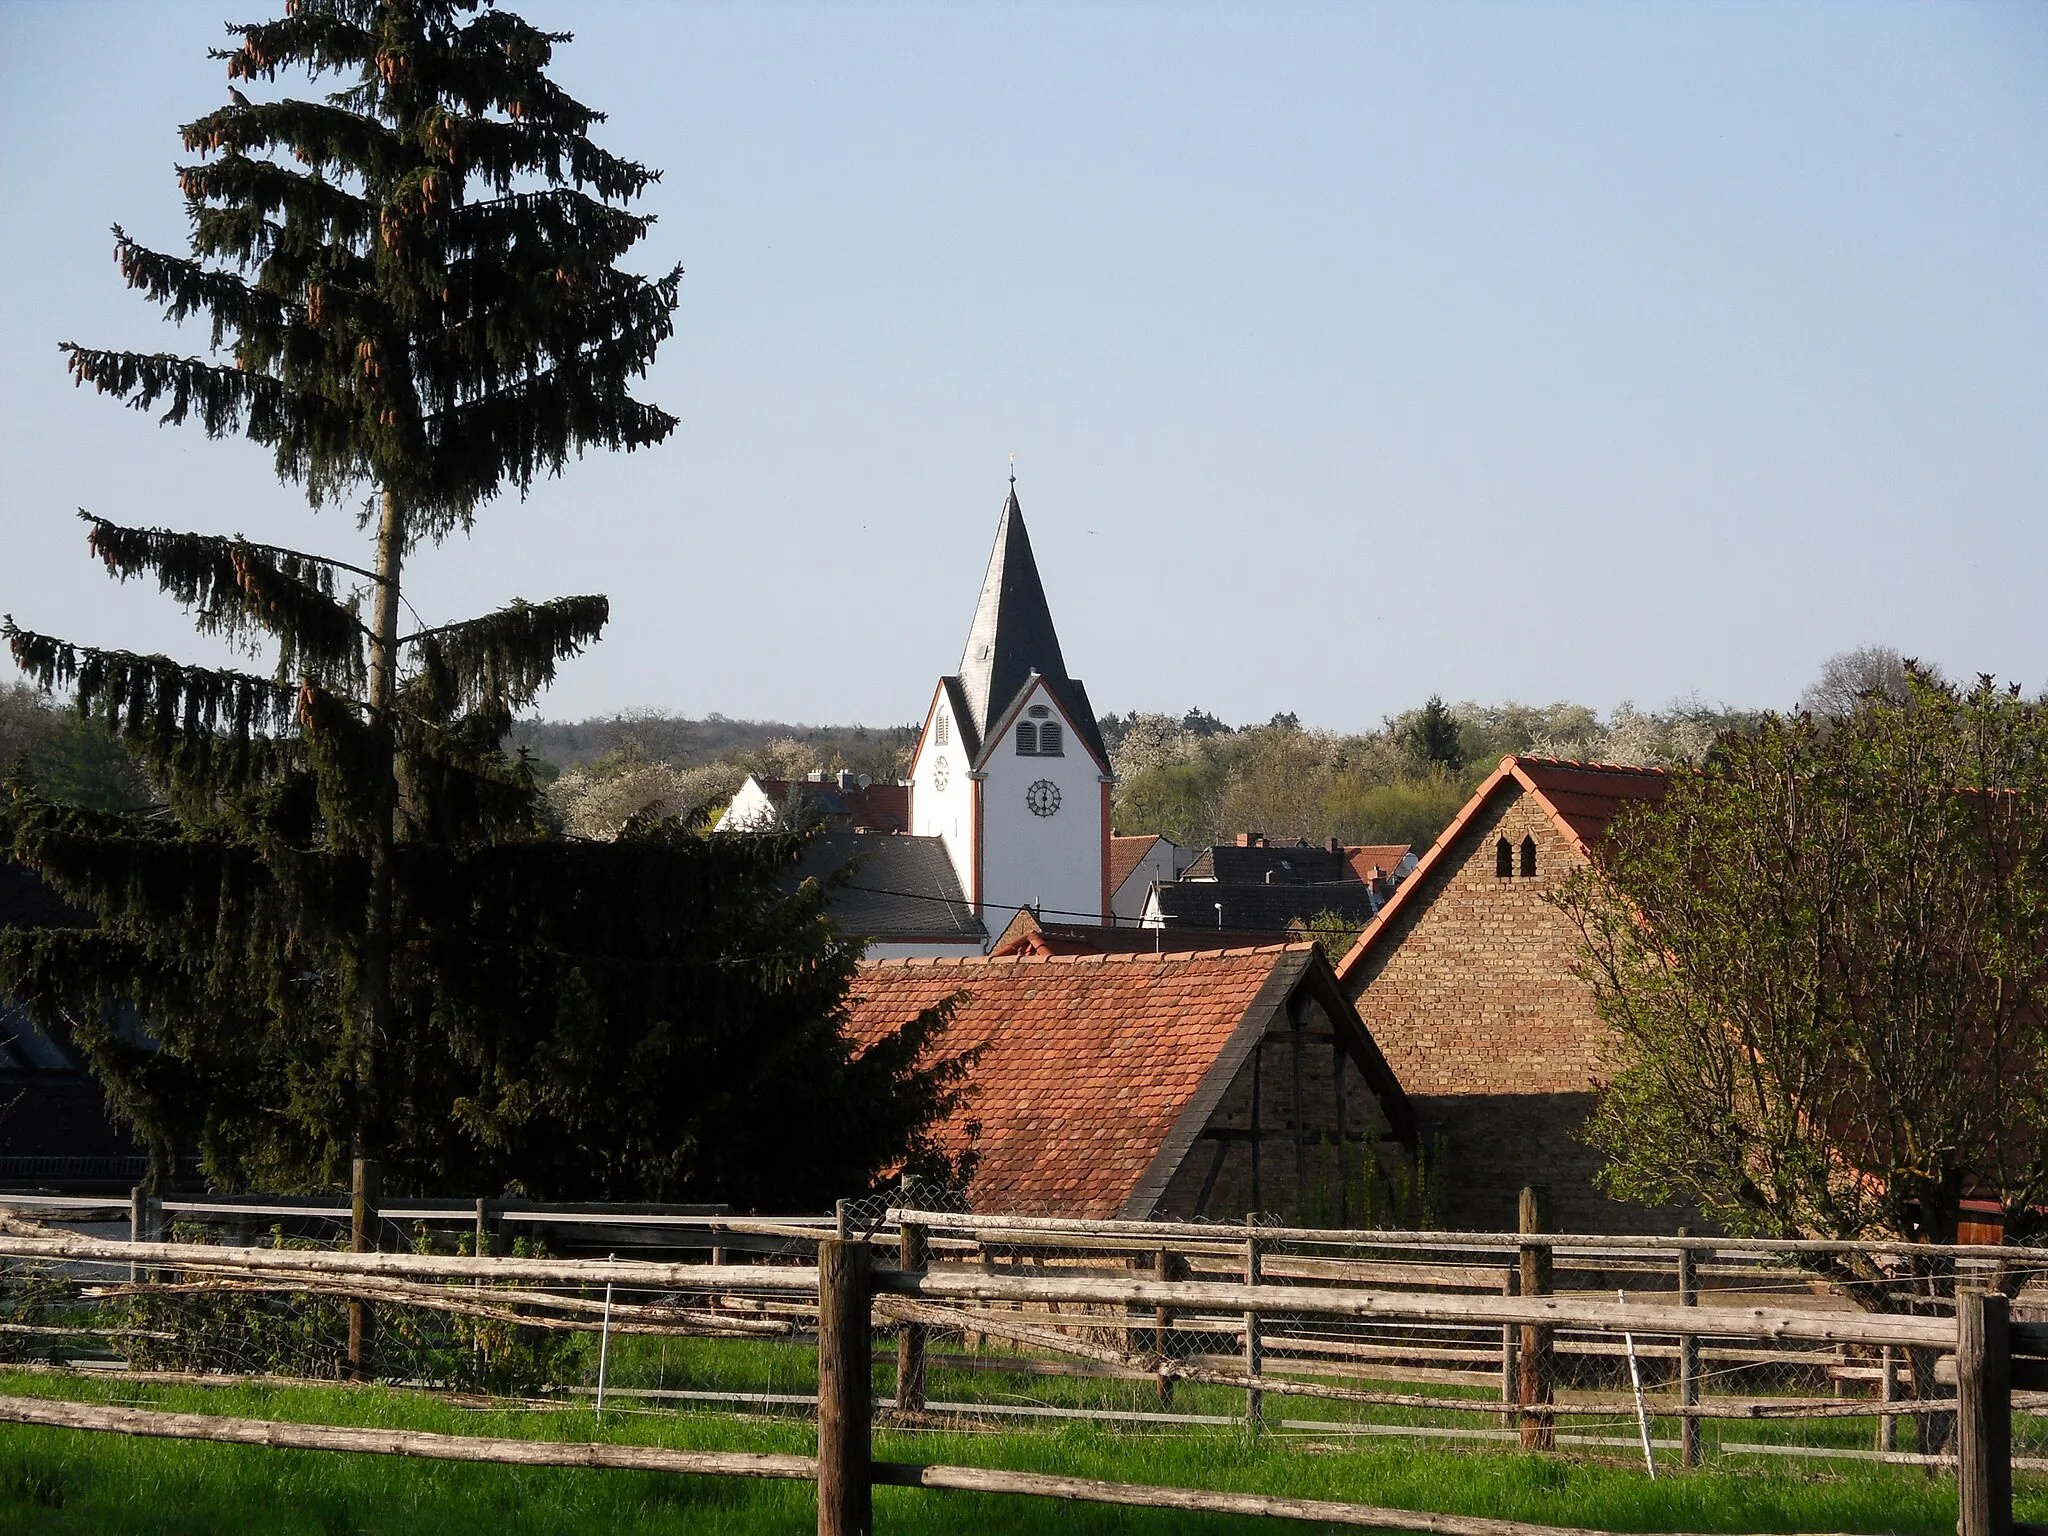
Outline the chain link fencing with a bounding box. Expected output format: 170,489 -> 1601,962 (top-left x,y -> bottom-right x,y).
0,1192 -> 2041,1477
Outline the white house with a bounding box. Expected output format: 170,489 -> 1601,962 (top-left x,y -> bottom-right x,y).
909,485 -> 1113,930
1108,833 -> 1195,924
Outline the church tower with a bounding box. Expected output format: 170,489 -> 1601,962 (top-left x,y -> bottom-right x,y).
909,484 -> 1112,931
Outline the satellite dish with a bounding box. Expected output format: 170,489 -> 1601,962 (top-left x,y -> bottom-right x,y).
857,774 -> 873,789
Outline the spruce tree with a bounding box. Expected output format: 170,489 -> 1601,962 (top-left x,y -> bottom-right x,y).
2,0 -> 964,1203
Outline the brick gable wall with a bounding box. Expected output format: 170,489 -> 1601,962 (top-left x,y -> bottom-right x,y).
1344,785 -> 1671,1233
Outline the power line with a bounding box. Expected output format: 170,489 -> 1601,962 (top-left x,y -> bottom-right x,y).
830,880 -> 1381,937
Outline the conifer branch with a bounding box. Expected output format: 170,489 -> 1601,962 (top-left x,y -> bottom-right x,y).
111,229 -> 287,344
400,595 -> 607,714
179,154 -> 376,250
61,345 -> 371,505
4,621 -> 301,798
81,515 -> 373,690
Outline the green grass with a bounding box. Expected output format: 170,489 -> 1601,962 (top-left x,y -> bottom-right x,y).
0,1367 -> 2043,1535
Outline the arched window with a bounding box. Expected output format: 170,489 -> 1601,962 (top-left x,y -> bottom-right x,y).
1015,722 -> 1038,755
1495,837 -> 1513,878
1038,720 -> 1064,756
935,713 -> 949,746
1519,835 -> 1537,878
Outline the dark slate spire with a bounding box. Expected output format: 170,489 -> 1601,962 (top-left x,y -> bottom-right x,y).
955,485 -> 1070,735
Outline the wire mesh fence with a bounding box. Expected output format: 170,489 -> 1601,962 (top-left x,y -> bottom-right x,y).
0,1190 -> 2041,1477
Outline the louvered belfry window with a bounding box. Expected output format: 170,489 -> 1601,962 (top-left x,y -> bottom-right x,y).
1016,722 -> 1039,755
1038,721 -> 1063,756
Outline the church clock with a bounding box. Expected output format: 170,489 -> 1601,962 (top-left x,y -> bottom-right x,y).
1025,779 -> 1061,818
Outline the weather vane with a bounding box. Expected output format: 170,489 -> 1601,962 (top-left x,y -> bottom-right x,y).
1008,451 -> 1016,488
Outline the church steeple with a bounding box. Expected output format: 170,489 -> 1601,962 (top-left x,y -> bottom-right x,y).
955,485 -> 1071,738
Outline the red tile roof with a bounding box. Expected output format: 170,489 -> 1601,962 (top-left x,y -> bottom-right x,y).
1513,758 -> 1669,853
1343,843 -> 1413,884
1334,756 -> 1668,986
987,907 -> 1276,957
755,778 -> 910,833
845,946 -> 1314,1217
1109,834 -> 1163,894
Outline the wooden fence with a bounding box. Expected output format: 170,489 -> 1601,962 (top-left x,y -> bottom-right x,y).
0,1201 -> 2041,1536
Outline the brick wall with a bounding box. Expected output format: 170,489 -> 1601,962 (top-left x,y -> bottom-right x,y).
1156,990 -> 1400,1222
1344,785 -> 1674,1234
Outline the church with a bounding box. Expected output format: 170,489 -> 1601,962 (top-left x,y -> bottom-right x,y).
909,483 -> 1113,931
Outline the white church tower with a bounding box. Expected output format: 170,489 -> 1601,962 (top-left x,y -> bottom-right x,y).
909,483 -> 1112,930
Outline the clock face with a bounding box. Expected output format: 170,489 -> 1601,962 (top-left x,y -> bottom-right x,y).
933,756 -> 949,791
1026,779 -> 1061,818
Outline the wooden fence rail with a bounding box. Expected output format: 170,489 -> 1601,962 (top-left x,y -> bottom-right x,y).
886,1208 -> 2048,1266
0,1225 -> 1970,1349
0,1215 -> 2038,1536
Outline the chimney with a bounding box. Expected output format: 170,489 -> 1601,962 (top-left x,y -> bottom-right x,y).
837,770 -> 856,793
1326,836 -> 1341,854
806,769 -> 825,783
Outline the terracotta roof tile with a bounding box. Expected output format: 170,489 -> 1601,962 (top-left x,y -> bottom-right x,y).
1511,757 -> 1669,850
1108,834 -> 1162,894
1343,843 -> 1413,883
846,946 -> 1312,1217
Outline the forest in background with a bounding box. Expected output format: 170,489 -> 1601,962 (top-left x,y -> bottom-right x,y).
1,646 -> 1928,853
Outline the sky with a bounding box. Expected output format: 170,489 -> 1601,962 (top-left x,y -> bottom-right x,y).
1,2 -> 2043,733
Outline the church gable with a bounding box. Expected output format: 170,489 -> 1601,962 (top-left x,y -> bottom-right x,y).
974,671 -> 1107,777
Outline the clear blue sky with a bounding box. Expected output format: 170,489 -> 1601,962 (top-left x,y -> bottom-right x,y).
2,1 -> 2043,731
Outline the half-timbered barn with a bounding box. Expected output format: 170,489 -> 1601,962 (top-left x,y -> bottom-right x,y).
846,944 -> 1414,1220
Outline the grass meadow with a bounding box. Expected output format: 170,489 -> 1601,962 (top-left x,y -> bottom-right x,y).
0,1365 -> 2043,1535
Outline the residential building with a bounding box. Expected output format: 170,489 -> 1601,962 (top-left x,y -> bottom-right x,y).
1140,834 -> 1416,943
789,834 -> 987,960
717,772 -> 909,834
1107,832 -> 1194,923
988,907 -> 1272,957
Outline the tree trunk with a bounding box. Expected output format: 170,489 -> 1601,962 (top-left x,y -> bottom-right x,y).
357,488 -> 406,1165
1906,1344 -> 1954,1457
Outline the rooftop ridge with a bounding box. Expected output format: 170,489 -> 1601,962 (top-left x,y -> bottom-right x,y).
859,941 -> 1313,971
1507,754 -> 1672,777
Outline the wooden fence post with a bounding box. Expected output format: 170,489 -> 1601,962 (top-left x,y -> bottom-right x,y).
1501,1265 -> 1520,1408
817,1237 -> 873,1536
1517,1185 -> 1554,1451
1244,1215 -> 1264,1431
1878,1344 -> 1898,1452
129,1184 -> 161,1285
894,1219 -> 927,1414
348,1158 -> 380,1382
1956,1290 -> 2011,1536
1155,1246 -> 1177,1407
1676,1227 -> 1700,1470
